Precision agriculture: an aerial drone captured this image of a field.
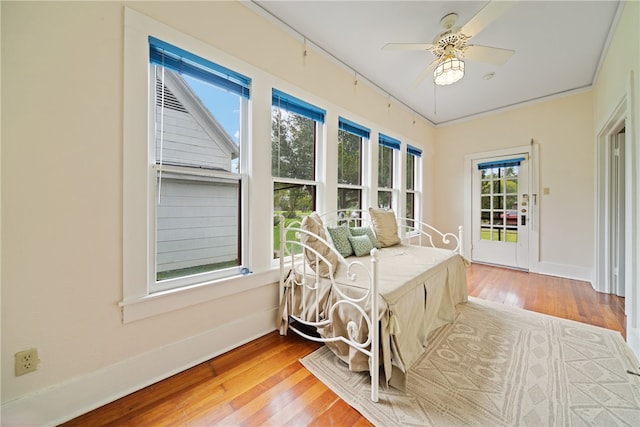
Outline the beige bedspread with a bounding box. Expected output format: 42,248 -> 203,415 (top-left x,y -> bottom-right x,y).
280,244 -> 468,390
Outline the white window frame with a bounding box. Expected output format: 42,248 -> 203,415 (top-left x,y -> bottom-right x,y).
377,139 -> 400,212
120,8 -> 269,323
405,146 -> 422,222
271,93 -> 325,258
337,128 -> 367,212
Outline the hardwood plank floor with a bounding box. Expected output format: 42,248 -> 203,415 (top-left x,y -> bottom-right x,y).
61,263 -> 626,426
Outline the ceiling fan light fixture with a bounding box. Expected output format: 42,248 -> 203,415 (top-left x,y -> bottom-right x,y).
433,54 -> 465,86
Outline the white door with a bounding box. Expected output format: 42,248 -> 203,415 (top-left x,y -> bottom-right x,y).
472,155 -> 529,269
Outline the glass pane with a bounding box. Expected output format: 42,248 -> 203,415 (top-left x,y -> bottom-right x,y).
378,146 -> 393,188
273,182 -> 315,218
406,192 -> 415,220
406,154 -> 415,190
506,179 -> 518,193
481,196 -> 491,209
377,190 -> 391,209
503,209 -> 518,226
493,196 -> 504,210
493,180 -> 502,194
273,182 -> 315,258
481,180 -> 491,194
492,211 -> 504,225
154,68 -> 241,173
505,166 -> 518,178
156,175 -> 240,282
506,227 -> 518,242
480,226 -> 491,241
338,130 -> 362,185
273,215 -> 305,258
271,107 -> 316,181
506,195 -> 518,210
338,188 -> 361,211
481,211 -> 491,225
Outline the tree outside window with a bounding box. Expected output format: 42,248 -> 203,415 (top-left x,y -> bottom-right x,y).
337,129 -> 363,212
271,90 -> 324,257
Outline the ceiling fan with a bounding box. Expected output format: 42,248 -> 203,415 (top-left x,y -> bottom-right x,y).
382,1 -> 516,86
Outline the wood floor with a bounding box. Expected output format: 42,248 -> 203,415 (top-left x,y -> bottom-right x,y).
61,263 -> 626,426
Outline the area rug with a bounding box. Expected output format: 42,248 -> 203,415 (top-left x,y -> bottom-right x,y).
300,297 -> 640,426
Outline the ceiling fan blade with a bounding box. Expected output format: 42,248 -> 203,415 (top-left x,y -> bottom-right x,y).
460,0 -> 517,38
464,45 -> 515,65
382,43 -> 433,51
412,58 -> 440,88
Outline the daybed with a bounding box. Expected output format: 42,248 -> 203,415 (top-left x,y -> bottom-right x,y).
277,208 -> 468,401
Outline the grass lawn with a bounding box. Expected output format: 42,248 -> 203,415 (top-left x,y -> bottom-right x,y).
273,211 -> 310,256
480,228 -> 518,243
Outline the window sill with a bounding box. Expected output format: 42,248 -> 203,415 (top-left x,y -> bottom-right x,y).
119,268 -> 280,323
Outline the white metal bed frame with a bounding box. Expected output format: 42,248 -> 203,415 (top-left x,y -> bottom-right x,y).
278,209 -> 463,402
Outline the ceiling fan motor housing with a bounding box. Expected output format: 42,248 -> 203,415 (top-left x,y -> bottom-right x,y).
432,32 -> 470,59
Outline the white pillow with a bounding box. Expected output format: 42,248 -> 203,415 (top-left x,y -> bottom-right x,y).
369,208 -> 401,247
301,212 -> 339,276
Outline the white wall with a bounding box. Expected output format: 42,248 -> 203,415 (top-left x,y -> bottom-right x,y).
592,0 -> 640,358
434,91 -> 595,280
0,2 -> 434,424
1,1 -> 637,424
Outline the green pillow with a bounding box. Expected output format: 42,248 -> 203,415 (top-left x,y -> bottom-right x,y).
348,234 -> 374,257
350,226 -> 380,249
327,225 -> 353,257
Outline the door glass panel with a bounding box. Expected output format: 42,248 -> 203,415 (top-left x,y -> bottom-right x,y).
481,196 -> 491,209
478,164 -> 519,242
481,180 -> 490,194
493,196 -> 503,209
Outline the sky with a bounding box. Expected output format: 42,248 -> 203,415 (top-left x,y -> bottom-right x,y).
184,75 -> 240,143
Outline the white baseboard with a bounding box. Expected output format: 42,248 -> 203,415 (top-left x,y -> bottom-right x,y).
534,261 -> 593,285
1,308 -> 278,426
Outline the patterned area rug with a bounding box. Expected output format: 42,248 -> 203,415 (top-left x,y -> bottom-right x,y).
301,297 -> 640,426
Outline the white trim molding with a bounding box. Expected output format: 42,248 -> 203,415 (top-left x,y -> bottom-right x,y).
595,71 -> 639,359
463,143 -> 540,273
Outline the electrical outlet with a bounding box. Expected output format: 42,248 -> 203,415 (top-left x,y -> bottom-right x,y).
15,348 -> 39,376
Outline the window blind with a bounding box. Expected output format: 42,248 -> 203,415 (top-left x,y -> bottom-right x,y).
407,144 -> 422,157
338,117 -> 370,139
272,89 -> 325,123
378,133 -> 401,150
477,157 -> 525,170
149,36 -> 251,99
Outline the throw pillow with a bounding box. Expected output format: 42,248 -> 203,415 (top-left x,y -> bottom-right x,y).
348,235 -> 374,257
349,226 -> 381,249
327,225 -> 353,257
300,212 -> 339,277
369,207 -> 401,247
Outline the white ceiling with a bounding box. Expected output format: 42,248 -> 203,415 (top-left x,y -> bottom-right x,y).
250,1 -> 622,125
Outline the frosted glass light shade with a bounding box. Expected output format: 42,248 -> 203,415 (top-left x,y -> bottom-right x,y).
433,55 -> 465,86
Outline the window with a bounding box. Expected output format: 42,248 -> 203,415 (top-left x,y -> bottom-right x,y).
149,37 -> 251,292
337,117 -> 369,213
406,144 -> 422,221
377,133 -> 400,209
478,158 -> 524,242
272,89 -> 325,257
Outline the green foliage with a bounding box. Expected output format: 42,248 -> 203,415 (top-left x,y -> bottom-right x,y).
378,146 -> 393,188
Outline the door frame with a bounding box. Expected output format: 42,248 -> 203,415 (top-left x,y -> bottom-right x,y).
595,71 -> 638,359
463,143 -> 540,273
